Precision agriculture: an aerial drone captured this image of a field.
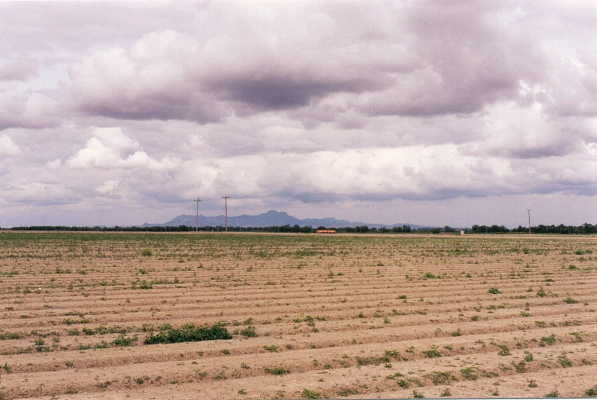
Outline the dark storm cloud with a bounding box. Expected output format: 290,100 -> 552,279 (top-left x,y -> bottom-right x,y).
358,1 -> 545,117
66,2 -> 410,122
213,74 -> 375,111
63,1 -> 561,124
76,94 -> 224,124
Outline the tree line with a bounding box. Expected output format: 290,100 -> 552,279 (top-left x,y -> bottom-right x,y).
2,224 -> 412,233
3,223 -> 597,234
471,223 -> 597,234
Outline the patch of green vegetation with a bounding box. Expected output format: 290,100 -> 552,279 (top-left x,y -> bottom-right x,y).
0,332 -> 23,340
513,360 -> 527,373
574,249 -> 592,255
387,372 -> 411,388
113,335 -> 136,347
132,280 -> 153,290
460,367 -> 478,380
302,388 -> 321,399
1,363 -> 12,373
337,388 -> 359,397
264,367 -> 289,375
558,355 -> 572,367
144,323 -> 231,344
427,371 -> 456,385
239,325 -> 257,337
496,344 -> 511,356
422,346 -> 442,358
63,317 -> 91,325
585,385 -> 597,397
540,334 -> 557,346
569,331 -> 584,342
82,325 -> 128,336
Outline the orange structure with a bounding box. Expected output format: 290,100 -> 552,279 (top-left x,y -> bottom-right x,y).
315,229 -> 336,234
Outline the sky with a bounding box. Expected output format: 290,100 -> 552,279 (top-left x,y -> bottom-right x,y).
1,0 -> 597,228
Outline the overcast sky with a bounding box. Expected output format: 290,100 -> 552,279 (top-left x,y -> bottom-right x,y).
1,0 -> 596,227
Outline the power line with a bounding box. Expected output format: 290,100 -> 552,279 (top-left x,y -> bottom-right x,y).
193,198 -> 201,232
222,196 -> 230,231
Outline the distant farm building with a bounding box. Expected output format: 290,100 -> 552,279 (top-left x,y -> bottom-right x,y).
315,229 -> 336,234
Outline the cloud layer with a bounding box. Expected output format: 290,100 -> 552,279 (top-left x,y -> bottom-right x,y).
1,0 -> 597,226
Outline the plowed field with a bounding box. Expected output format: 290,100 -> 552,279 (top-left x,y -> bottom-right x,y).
1,232 -> 596,399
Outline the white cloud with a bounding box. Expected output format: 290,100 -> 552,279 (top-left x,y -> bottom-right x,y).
96,179 -> 119,196
0,90 -> 59,130
160,146 -> 507,202
0,182 -> 79,206
46,159 -> 62,169
0,135 -> 21,155
67,126 -> 179,171
0,59 -> 37,81
93,126 -> 139,153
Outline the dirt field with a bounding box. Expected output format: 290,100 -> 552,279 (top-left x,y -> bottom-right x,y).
0,231 -> 596,399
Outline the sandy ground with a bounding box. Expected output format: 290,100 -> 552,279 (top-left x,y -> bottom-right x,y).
0,232 -> 596,399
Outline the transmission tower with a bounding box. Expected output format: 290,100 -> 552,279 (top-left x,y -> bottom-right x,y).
193,198 -> 201,232
222,196 -> 230,231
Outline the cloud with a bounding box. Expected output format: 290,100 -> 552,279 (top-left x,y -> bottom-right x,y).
0,90 -> 60,130
0,135 -> 20,156
460,102 -> 586,159
67,126 -> 179,171
64,1 -> 566,124
2,1 -> 597,226
67,2 -> 416,122
96,179 -> 120,196
69,35 -> 225,122
0,182 -> 80,206
153,144 -> 597,205
0,59 -> 37,81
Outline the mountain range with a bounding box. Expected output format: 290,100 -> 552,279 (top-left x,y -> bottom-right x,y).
144,210 -> 418,229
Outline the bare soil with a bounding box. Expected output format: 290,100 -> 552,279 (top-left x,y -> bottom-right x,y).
0,231 -> 596,399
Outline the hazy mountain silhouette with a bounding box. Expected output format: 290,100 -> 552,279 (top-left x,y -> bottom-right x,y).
144,210 -> 417,229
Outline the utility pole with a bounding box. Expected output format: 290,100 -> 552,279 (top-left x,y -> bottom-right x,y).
193,198 -> 201,232
222,196 -> 230,231
527,209 -> 532,234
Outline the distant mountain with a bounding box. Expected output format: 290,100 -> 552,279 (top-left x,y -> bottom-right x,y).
144,210 -> 418,229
